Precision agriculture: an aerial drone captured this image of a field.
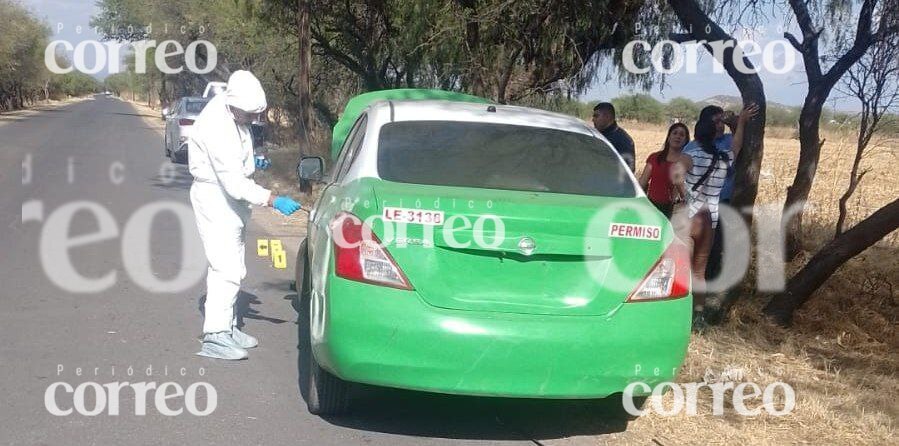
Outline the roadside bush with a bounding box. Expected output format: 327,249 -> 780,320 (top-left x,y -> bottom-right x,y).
665,96 -> 700,122
612,94 -> 665,123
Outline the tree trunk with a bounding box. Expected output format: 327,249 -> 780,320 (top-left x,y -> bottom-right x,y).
729,79 -> 766,215
297,0 -> 313,152
835,110 -> 870,237
836,176 -> 860,236
783,90 -> 827,257
496,48 -> 521,104
160,76 -> 168,110
458,0 -> 485,97
764,197 -> 899,325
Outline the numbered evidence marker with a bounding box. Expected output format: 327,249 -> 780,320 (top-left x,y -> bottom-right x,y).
257,239 -> 270,257
270,240 -> 287,269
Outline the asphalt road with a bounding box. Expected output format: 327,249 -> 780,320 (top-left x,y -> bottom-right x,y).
0,97 -> 633,445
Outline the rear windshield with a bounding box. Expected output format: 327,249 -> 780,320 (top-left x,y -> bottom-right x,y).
185,101 -> 209,114
377,121 -> 635,197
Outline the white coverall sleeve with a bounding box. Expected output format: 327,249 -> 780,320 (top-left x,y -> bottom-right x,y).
199,131 -> 272,207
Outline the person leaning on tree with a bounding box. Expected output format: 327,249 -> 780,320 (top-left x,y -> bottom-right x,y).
684,105 -> 745,291
683,103 -> 759,330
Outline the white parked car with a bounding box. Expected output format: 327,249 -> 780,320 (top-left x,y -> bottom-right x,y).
163,96 -> 209,163
202,81 -> 227,99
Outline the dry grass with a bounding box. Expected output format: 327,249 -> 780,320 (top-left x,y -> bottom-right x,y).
616,313 -> 898,444
610,294 -> 898,444
617,119 -> 898,444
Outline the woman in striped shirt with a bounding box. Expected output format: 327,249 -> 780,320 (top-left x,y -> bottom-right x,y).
685,103 -> 758,328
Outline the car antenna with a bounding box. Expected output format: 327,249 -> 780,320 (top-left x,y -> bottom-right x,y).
487,105 -> 497,113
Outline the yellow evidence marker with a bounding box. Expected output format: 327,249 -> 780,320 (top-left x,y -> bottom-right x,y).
270,240 -> 287,269
257,239 -> 270,257
270,240 -> 283,253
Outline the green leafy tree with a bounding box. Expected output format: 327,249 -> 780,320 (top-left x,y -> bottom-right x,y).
612,94 -> 665,123
0,0 -> 51,110
766,105 -> 800,128
664,96 -> 699,121
91,0 -> 665,154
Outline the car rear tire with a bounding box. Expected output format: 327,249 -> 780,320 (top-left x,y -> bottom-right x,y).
294,239 -> 310,301
306,352 -> 351,415
296,239 -> 351,416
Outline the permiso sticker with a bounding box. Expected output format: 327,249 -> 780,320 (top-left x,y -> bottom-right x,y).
608,223 -> 661,241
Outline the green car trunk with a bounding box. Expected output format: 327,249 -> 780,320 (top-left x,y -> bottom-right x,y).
363,180 -> 672,316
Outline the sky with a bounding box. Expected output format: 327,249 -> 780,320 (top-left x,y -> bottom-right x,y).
23,0 -> 107,76
584,51 -> 816,107
21,0 -> 861,111
583,25 -> 860,111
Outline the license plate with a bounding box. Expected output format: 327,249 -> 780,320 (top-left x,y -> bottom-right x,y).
382,207 -> 445,225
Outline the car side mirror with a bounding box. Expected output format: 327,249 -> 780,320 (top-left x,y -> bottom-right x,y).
161,107 -> 170,118
297,156 -> 324,182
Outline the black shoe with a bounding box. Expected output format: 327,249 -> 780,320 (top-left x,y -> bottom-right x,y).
692,312 -> 708,332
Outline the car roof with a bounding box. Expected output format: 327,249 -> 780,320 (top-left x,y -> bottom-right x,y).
372,100 -> 597,137
331,89 -> 491,160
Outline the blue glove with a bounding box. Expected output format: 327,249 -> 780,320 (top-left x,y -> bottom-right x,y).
255,156 -> 271,170
273,196 -> 301,216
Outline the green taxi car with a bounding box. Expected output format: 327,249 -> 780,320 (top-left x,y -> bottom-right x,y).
295,90 -> 691,415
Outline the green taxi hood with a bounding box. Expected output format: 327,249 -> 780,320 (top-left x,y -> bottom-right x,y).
330,89 -> 491,160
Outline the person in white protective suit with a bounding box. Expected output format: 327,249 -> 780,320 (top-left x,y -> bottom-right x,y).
189,70 -> 301,360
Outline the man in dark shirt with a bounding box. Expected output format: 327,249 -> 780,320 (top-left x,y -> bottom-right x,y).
592,102 -> 635,172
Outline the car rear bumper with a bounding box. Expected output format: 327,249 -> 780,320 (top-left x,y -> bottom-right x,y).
314,277 -> 692,399
170,143 -> 189,163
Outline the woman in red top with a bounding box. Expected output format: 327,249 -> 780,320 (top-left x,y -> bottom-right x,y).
638,123 -> 693,218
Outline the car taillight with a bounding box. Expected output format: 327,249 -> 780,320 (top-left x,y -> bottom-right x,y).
330,212 -> 413,290
627,242 -> 691,302
179,118 -> 194,126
